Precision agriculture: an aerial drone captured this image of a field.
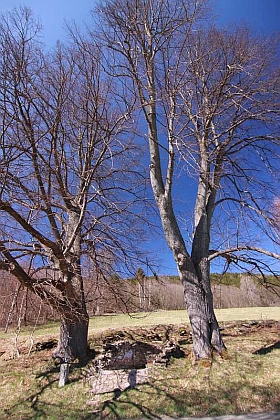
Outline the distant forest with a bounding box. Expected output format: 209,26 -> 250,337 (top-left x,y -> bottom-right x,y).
1,271 -> 279,330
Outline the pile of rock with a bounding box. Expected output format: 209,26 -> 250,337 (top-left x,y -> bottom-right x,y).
88,339 -> 185,394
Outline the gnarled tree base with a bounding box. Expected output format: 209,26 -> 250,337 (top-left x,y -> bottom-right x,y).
53,317 -> 89,362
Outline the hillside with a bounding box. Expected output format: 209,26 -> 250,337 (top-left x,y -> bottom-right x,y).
0,271 -> 279,328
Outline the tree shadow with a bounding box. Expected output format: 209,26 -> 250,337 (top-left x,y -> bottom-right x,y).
3,363 -> 59,418
253,341 -> 280,355
90,378 -> 280,420
3,353 -> 96,418
92,382 -> 171,420
88,365 -> 206,419
84,350 -> 280,420
4,359 -> 280,420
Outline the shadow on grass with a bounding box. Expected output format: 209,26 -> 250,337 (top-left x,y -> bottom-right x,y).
2,353 -> 96,419
86,384 -> 280,420
90,381 -> 177,420
2,344 -> 280,420
253,341 -> 280,355
2,362 -> 59,419
3,365 -> 280,420
86,368 -> 280,420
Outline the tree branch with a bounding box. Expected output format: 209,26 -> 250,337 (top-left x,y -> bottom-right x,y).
208,246 -> 280,261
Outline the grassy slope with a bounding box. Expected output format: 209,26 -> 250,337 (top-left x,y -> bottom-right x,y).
87,307 -> 280,335
1,307 -> 278,339
0,307 -> 279,419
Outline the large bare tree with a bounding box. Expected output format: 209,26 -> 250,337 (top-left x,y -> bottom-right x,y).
96,0 -> 280,359
0,7 -> 144,361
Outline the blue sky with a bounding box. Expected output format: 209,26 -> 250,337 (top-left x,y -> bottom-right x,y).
216,0 -> 280,35
0,0 -> 279,47
1,0 -> 279,275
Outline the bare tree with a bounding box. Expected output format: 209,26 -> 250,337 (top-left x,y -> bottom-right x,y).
273,198 -> 280,232
0,7 -> 145,361
96,0 -> 280,359
184,27 -> 280,277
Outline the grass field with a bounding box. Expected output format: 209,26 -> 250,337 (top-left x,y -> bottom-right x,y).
2,306 -> 277,339
0,307 -> 279,419
88,307 -> 280,333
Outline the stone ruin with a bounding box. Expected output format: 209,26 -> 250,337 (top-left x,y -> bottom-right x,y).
88,338 -> 185,394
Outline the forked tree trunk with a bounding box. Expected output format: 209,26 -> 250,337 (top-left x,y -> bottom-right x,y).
179,263 -> 226,359
151,195 -> 225,359
186,210 -> 226,358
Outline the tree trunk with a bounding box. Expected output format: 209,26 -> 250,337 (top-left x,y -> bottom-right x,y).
179,265 -> 226,359
187,206 -> 226,358
53,313 -> 89,362
151,194 -> 225,359
58,363 -> 70,387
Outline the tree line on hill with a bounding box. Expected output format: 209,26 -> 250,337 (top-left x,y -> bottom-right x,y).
1,270 -> 279,330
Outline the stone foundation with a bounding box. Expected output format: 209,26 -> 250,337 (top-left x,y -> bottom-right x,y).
88,339 -> 185,394
91,368 -> 149,394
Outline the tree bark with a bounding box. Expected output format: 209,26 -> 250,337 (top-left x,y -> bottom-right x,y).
53,312 -> 89,362
149,187 -> 226,359
58,363 -> 70,387
189,195 -> 226,357
180,266 -> 225,359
